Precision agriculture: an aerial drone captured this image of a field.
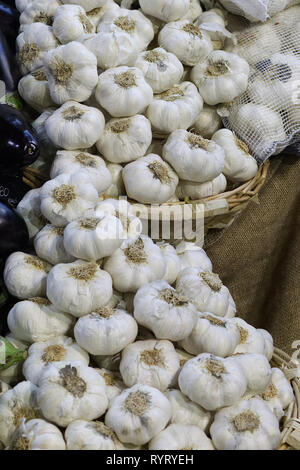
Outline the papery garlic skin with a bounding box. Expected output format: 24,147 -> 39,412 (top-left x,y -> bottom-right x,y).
157,242 -> 181,285
44,42 -> 98,105
17,188 -> 45,241
176,174 -> 227,200
53,4 -> 95,44
193,104 -> 222,139
234,353 -> 272,394
8,419 -> 66,450
65,420 -> 125,450
165,389 -> 211,431
47,260 -> 113,317
61,0 -> 111,12
18,68 -> 55,112
34,225 -> 75,265
104,163 -> 125,198
139,0 -> 190,23
19,0 -> 60,29
259,368 -> 294,420
176,241 -> 213,271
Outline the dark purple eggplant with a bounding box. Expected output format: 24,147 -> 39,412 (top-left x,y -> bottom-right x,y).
0,29 -> 20,93
0,104 -> 40,173
0,199 -> 29,258
0,173 -> 29,207
0,2 -> 19,29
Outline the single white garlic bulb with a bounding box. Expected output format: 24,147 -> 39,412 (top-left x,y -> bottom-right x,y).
120,339 -> 180,391
44,41 -> 98,105
139,0 -> 190,23
8,419 -> 66,450
157,241 -> 181,285
176,241 -> 213,270
18,68 -> 55,112
45,101 -> 105,150
47,260 -> 113,317
19,0 -> 60,29
34,225 -> 75,265
122,154 -> 179,204
176,174 -> 227,200
163,130 -> 225,183
74,305 -> 138,355
96,115 -> 152,164
40,172 -> 99,227
17,188 -> 45,241
53,4 -> 95,44
7,297 -> 74,344
149,423 -> 215,450
158,20 -> 213,67
191,50 -> 250,105
260,367 -> 294,420
165,389 -> 211,431
135,48 -> 184,94
193,104 -> 222,139
4,252 -> 52,300
65,420 -> 125,450
96,66 -> 153,117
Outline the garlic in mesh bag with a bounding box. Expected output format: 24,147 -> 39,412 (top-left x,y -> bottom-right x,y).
217,0 -> 300,23
222,7 -> 300,163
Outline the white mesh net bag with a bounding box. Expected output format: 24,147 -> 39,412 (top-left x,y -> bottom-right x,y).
217,0 -> 300,22
221,6 -> 300,163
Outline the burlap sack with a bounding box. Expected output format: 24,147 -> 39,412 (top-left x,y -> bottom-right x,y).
205,154 -> 300,354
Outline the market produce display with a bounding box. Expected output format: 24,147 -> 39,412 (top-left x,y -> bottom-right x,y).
0,0 -> 298,452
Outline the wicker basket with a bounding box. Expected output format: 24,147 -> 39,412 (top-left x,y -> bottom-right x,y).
273,348 -> 300,450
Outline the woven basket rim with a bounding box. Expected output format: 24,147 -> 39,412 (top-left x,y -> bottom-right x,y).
272,347 -> 300,450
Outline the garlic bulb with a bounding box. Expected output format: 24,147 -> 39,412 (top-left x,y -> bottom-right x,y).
191,50 -> 250,106
17,23 -> 58,75
32,108 -> 57,159
258,329 -> 274,361
94,198 -> 142,240
44,42 -> 98,105
212,129 -> 258,182
65,420 -> 125,450
158,20 -> 213,67
19,0 -> 60,29
34,225 -> 75,265
146,82 -> 203,134
149,423 -> 214,450
45,101 -> 105,150
210,398 -> 281,450
231,103 -> 286,157
176,241 -> 213,270
61,0 -> 111,12
40,172 -> 99,227
96,115 -> 152,164
165,389 -> 211,431
180,312 -> 240,358
163,130 -> 225,183
86,1 -> 120,28
53,4 -> 95,44
47,260 -> 113,317
182,0 -> 203,21
123,154 -> 179,204
105,384 -> 172,445
176,267 -> 236,318
157,242 -> 181,285
17,188 -> 46,240
95,369 -> 125,406
74,306 -> 138,355
193,104 -> 222,139
231,318 -> 265,355
134,281 -> 197,342
50,150 -> 112,194
179,353 -> 247,410
36,361 -> 108,427
16,0 -> 33,13
18,68 -> 55,112
63,214 -> 124,261
139,0 -> 190,23
97,8 -> 154,51
120,339 -> 180,391
104,235 -> 166,293
4,252 -> 52,300
135,48 -> 184,94
176,174 -> 227,200
96,66 -> 153,117
8,419 -> 66,450
0,381 -> 41,447
260,368 -> 294,420
104,163 -> 125,198
234,353 -> 271,394
7,298 -> 74,344
23,336 -> 89,385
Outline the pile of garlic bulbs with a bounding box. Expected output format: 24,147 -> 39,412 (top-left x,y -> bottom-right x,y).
1,0 -> 294,451
16,0 -> 259,207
